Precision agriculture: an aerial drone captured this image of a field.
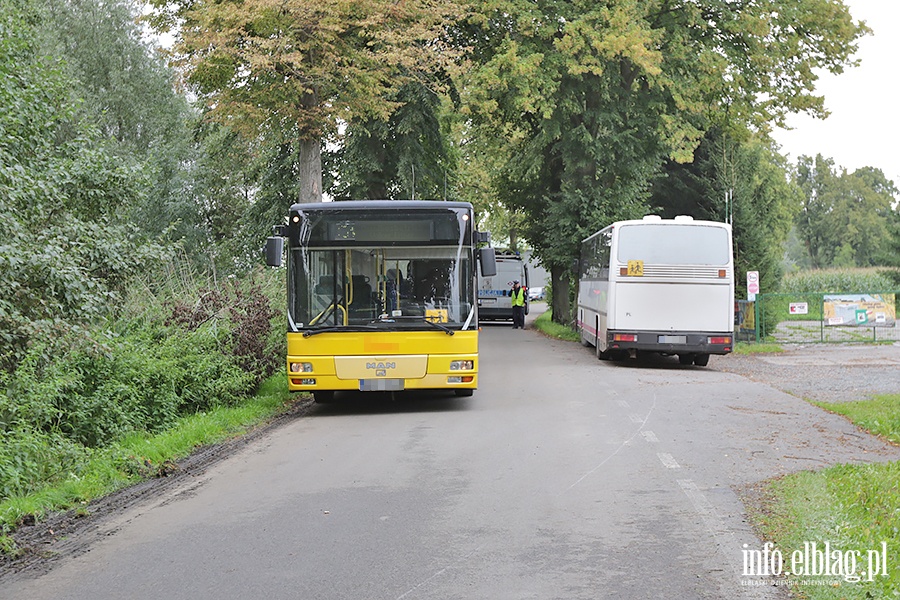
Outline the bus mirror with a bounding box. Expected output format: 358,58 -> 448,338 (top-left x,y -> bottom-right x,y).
479,247 -> 497,277
265,236 -> 284,267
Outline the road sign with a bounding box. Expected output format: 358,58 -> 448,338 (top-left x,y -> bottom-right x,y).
747,271 -> 759,301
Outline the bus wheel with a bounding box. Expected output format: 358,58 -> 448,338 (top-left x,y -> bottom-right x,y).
454,389 -> 474,397
678,354 -> 694,365
313,390 -> 335,403
693,354 -> 710,367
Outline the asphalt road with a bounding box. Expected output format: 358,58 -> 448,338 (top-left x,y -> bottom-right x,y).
4,306 -> 898,600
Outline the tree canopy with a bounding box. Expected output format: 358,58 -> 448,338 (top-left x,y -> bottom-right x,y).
454,0 -> 868,322
147,0 -> 464,204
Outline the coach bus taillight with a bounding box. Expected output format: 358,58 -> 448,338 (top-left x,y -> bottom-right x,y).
613,333 -> 637,342
708,336 -> 731,345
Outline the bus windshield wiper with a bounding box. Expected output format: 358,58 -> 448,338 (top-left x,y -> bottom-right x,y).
302,325 -> 379,337
376,315 -> 454,335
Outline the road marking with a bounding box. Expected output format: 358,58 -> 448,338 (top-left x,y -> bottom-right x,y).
677,479 -> 759,596
657,453 -> 681,469
629,413 -> 644,424
566,394 -> 657,491
641,430 -> 659,443
616,399 -> 629,408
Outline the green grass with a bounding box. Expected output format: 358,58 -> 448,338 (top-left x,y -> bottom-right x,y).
532,310 -> 580,342
816,394 -> 900,445
733,342 -> 784,355
754,394 -> 900,598
0,376 -> 295,551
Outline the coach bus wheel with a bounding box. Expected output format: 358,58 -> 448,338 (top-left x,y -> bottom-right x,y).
693,354 -> 710,367
313,390 -> 335,403
454,389 -> 474,397
678,354 -> 694,365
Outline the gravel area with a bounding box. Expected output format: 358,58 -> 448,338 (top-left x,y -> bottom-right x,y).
715,342 -> 900,403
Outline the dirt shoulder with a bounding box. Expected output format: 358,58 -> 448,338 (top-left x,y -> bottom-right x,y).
716,342 -> 900,404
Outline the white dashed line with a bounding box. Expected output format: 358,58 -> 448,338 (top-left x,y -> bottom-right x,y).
641,430 -> 659,443
657,453 -> 681,469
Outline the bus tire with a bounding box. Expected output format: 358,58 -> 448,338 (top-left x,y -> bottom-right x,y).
693,354 -> 710,367
454,389 -> 474,397
678,354 -> 694,365
313,390 -> 335,403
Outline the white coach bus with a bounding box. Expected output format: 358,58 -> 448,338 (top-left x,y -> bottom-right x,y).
576,215 -> 734,366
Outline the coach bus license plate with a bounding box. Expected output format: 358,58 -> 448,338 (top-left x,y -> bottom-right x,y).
658,335 -> 687,344
359,378 -> 404,392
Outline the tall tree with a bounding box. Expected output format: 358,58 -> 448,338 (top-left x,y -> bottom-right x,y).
147,0 -> 463,205
0,0 -> 167,371
796,155 -> 897,268
327,82 -> 456,201
458,0 -> 867,324
650,129 -> 801,297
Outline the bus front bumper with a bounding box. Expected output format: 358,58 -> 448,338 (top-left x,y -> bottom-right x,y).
286,353 -> 478,393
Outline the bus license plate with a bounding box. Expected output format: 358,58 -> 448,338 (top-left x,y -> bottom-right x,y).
359,379 -> 404,392
481,298 -> 496,305
658,335 -> 687,344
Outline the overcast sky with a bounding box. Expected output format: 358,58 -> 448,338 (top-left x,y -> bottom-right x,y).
771,0 -> 900,187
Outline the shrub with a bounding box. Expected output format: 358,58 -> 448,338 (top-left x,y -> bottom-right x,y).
779,268 -> 894,294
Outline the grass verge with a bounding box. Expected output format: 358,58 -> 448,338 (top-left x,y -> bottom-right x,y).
815,394 -> 900,445
733,342 -> 784,355
752,394 -> 900,598
532,310 -> 580,342
0,376 -> 296,555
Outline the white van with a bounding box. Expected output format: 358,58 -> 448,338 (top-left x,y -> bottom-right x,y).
478,254 -> 529,321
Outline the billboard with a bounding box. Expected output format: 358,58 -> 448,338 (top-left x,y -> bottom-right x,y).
823,294 -> 896,327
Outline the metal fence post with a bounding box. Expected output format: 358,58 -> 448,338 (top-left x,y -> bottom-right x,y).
754,294 -> 761,342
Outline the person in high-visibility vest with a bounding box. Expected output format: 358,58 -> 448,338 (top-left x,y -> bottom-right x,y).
510,279 -> 527,329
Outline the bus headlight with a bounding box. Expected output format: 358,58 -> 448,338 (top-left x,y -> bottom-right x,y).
290,362 -> 313,373
450,360 -> 474,370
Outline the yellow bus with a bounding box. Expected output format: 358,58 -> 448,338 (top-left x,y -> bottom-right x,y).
265,200 -> 496,402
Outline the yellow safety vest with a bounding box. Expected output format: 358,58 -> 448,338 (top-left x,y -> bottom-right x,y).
510,288 -> 526,307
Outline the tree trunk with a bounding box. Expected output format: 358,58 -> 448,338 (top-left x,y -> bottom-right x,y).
550,264 -> 571,326
298,137 -> 323,203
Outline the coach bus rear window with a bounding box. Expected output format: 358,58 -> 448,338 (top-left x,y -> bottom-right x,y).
617,225 -> 730,265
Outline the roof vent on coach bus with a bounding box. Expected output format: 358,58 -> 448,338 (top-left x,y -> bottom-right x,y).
642,215 -> 662,221
673,215 -> 694,222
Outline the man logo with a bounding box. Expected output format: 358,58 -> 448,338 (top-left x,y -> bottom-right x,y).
366,362 -> 396,370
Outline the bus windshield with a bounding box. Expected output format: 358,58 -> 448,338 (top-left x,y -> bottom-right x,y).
616,224 -> 730,265
286,205 -> 474,331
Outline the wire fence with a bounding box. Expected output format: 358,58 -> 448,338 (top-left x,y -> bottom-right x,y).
736,292 -> 899,344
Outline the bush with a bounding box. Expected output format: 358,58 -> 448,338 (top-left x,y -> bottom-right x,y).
0,265 -> 284,502
0,425 -> 90,500
779,268 -> 894,294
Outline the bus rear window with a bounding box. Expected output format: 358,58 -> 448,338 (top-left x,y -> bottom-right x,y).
616,225 -> 730,265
